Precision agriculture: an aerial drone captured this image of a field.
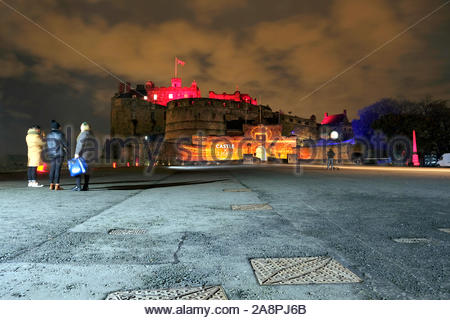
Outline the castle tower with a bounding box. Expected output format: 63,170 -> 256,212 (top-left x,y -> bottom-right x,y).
171,78 -> 182,88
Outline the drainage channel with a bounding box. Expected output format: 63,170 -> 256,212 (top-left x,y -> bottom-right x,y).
392,238 -> 431,244
250,256 -> 362,286
106,285 -> 228,300
108,228 -> 147,235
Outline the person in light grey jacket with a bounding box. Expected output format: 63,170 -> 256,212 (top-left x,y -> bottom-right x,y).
72,122 -> 97,191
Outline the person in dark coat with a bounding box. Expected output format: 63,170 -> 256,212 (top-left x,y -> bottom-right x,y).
327,148 -> 336,170
46,120 -> 68,190
72,122 -> 96,191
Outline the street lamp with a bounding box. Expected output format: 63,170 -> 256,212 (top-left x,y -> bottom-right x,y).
330,130 -> 339,140
330,130 -> 340,165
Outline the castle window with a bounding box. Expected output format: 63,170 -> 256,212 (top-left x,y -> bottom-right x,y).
169,93 -> 173,99
153,94 -> 158,100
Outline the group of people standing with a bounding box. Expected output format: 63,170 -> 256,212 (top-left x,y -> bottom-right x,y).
25,120 -> 94,191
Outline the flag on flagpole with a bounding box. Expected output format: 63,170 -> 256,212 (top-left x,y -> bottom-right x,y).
174,57 -> 185,77
176,57 -> 185,66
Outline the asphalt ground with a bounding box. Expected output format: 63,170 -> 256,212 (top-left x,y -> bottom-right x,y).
0,165 -> 449,299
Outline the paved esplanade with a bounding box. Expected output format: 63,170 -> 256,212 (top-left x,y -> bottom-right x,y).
0,165 -> 449,299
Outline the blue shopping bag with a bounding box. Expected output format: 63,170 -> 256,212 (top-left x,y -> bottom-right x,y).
68,157 -> 88,177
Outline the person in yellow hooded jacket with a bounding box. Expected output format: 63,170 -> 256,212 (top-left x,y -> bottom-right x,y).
26,125 -> 45,187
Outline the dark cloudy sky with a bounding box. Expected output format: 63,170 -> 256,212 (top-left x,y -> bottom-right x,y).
0,0 -> 449,156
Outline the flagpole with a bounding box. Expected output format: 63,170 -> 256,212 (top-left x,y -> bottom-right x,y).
259,105 -> 262,124
174,57 -> 177,78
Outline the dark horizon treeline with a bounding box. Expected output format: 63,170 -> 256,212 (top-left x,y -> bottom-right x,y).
352,97 -> 450,156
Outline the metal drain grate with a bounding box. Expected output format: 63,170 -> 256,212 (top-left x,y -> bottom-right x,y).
106,285 -> 228,300
108,228 -> 147,235
438,228 -> 450,234
231,203 -> 273,211
223,188 -> 251,192
250,257 -> 362,285
393,238 -> 431,244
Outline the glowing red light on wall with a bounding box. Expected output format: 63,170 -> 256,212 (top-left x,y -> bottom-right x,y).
209,90 -> 257,105
112,162 -> 117,169
127,162 -> 130,167
412,130 -> 420,166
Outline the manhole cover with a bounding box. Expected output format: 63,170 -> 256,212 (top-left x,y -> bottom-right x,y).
393,238 -> 431,243
231,203 -> 273,211
438,228 -> 450,234
223,188 -> 251,192
108,228 -> 147,235
105,285 -> 228,300
250,257 -> 362,285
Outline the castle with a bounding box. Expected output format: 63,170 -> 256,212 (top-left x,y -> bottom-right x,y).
110,76 -> 353,164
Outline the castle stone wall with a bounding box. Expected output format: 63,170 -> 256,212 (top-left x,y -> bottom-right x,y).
164,98 -> 273,142
111,97 -> 165,137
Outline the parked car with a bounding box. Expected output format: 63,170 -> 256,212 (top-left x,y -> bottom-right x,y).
423,154 -> 438,167
437,153 -> 450,167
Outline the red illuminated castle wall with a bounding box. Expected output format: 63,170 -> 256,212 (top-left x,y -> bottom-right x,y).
119,77 -> 258,107
144,78 -> 201,106
208,91 -> 257,105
